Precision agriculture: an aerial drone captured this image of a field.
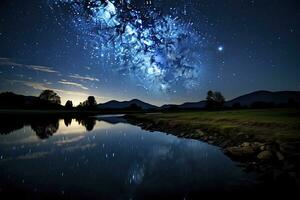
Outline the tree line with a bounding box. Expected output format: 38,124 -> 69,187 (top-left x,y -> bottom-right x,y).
39,90 -> 97,109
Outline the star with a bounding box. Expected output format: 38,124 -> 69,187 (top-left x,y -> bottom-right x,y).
218,46 -> 224,52
0,0 -> 299,106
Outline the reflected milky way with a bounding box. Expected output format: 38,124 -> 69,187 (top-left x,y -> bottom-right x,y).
0,115 -> 255,199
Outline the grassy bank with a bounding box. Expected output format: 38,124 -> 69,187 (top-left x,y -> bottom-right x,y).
127,108 -> 300,143
126,108 -> 300,185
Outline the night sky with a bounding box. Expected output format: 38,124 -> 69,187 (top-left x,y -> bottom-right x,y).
0,0 -> 299,106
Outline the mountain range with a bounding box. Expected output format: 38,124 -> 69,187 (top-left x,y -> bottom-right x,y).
225,90 -> 300,107
97,99 -> 157,110
0,90 -> 299,110
98,90 -> 300,109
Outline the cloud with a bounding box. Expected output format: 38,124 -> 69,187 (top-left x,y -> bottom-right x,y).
58,80 -> 89,90
0,58 -> 59,73
18,80 -> 90,97
21,81 -> 50,91
0,150 -> 53,161
16,151 -> 52,160
55,135 -> 85,145
69,74 -> 99,82
62,143 -> 97,152
11,80 -> 86,96
0,58 -> 23,67
10,80 -> 104,104
27,65 -> 59,73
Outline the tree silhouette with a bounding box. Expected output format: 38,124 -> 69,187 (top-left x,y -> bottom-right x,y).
76,117 -> 96,131
206,90 -> 225,110
206,90 -> 215,109
214,92 -> 225,109
64,117 -> 72,127
87,96 -> 97,107
39,90 -> 61,105
65,100 -> 73,109
81,96 -> 97,108
31,119 -> 59,139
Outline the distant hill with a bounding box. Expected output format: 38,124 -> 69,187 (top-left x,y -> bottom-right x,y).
97,99 -> 158,110
1,90 -> 299,111
161,101 -> 206,109
160,91 -> 300,109
225,91 -> 300,107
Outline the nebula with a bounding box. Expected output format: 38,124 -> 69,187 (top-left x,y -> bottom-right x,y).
49,0 -> 208,92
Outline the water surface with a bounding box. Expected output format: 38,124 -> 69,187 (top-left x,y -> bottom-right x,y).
0,115 -> 256,199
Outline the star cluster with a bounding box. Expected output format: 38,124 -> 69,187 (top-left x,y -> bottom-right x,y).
49,0 -> 208,92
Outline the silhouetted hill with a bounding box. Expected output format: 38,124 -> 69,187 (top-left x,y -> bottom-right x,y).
2,90 -> 299,111
225,91 -> 300,107
160,91 -> 300,109
97,99 -> 157,110
162,101 -> 206,109
0,92 -> 63,109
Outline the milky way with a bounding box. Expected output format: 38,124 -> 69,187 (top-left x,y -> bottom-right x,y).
48,0 -> 209,92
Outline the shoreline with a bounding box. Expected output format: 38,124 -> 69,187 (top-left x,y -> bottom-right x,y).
124,112 -> 300,188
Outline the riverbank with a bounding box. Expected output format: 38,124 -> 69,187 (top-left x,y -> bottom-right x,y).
125,108 -> 300,188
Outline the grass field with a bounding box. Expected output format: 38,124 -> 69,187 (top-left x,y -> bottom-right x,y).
129,108 -> 300,143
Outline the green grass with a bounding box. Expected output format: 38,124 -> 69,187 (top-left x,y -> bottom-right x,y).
130,108 -> 300,143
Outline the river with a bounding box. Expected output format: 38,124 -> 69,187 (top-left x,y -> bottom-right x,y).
0,115 -> 256,199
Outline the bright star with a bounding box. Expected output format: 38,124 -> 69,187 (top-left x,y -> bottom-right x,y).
218,46 -> 224,52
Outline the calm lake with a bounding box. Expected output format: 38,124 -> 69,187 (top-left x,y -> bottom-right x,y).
0,115 -> 257,199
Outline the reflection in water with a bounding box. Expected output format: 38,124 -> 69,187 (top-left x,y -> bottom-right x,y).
76,117 -> 96,132
0,116 -> 97,139
0,120 -> 24,135
0,115 -> 257,199
31,119 -> 59,139
64,117 -> 72,127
